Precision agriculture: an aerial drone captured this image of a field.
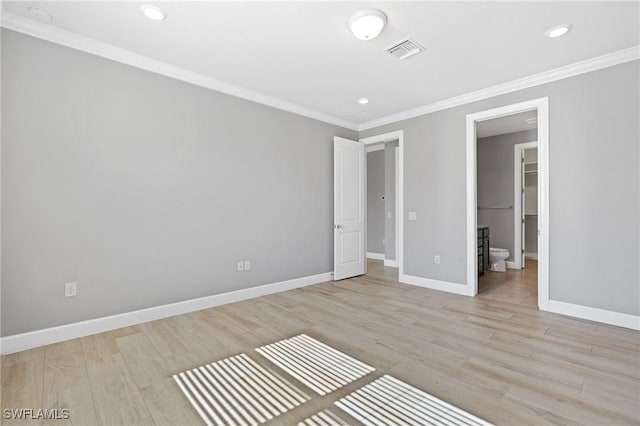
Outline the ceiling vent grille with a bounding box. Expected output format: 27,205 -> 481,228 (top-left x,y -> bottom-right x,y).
385,38 -> 424,61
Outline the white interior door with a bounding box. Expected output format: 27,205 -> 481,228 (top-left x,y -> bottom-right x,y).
334,137 -> 365,280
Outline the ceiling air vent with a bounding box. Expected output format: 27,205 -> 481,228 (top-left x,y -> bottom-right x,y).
385,38 -> 424,61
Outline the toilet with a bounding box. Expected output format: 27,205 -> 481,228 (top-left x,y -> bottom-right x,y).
489,248 -> 510,272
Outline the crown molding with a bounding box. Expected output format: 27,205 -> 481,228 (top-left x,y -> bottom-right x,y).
0,12 -> 359,131
3,11 -> 637,134
358,45 -> 640,131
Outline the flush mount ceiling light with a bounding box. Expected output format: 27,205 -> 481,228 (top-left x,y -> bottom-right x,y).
141,4 -> 167,21
349,9 -> 387,41
358,97 -> 369,105
27,6 -> 53,23
545,24 -> 571,38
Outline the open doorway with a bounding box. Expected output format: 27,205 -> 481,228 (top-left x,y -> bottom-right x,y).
466,98 -> 549,309
364,142 -> 399,281
474,114 -> 538,306
360,131 -> 404,282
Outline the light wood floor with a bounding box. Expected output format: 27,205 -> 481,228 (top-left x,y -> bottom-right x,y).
479,259 -> 538,307
2,261 -> 639,425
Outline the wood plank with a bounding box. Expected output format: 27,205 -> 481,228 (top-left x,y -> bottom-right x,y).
116,332 -> 170,390
1,359 -> 44,425
85,353 -> 152,425
43,339 -> 87,396
139,377 -> 202,426
3,258 -> 638,425
41,383 -> 98,426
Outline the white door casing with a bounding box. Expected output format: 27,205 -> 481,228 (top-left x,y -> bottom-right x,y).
360,130 -> 405,277
334,137 -> 366,280
466,97 -> 549,303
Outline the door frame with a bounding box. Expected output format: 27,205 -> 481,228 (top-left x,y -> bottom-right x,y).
513,141 -> 538,269
465,97 -> 549,310
360,130 -> 404,276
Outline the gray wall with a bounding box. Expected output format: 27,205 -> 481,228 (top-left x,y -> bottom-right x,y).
367,149 -> 385,254
1,30 -> 357,336
477,130 -> 537,260
361,60 -> 640,316
384,141 -> 398,261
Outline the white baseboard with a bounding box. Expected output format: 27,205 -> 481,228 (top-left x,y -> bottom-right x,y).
400,273 -> 471,296
541,299 -> 640,331
383,259 -> 398,268
525,252 -> 538,260
505,261 -> 520,270
0,272 -> 333,355
366,252 -> 385,260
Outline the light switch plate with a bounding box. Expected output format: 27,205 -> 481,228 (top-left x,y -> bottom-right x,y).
408,211 -> 417,220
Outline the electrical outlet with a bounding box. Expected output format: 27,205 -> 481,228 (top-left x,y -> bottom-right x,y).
244,260 -> 251,271
64,282 -> 77,297
382,238 -> 386,245
387,211 -> 392,219
434,255 -> 441,264
237,261 -> 244,272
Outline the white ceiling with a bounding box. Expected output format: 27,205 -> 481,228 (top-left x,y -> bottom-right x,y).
3,2 -> 639,127
476,110 -> 537,139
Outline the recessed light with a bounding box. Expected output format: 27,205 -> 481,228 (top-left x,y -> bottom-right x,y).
141,4 -> 167,21
545,24 -> 571,38
358,98 -> 369,105
27,6 -> 53,23
349,9 -> 387,41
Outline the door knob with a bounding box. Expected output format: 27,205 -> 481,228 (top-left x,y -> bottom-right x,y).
334,224 -> 343,229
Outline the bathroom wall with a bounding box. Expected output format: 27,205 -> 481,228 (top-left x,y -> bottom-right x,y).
476,130 -> 538,260
367,149 -> 385,254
